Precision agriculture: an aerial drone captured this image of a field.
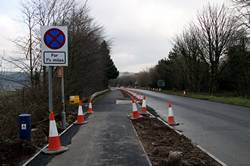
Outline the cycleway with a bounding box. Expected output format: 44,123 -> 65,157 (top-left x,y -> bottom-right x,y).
27,90 -> 150,166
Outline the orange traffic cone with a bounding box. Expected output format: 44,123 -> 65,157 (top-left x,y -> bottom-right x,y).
87,100 -> 94,114
141,96 -> 148,113
75,100 -> 87,125
167,102 -> 175,125
43,112 -> 68,154
131,98 -> 141,119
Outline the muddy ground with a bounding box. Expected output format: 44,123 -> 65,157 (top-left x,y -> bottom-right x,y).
132,117 -> 221,166
0,110 -> 80,166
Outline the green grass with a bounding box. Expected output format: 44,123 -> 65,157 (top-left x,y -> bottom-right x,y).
0,90 -> 18,97
161,90 -> 250,107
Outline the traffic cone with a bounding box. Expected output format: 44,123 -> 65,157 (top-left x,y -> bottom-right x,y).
87,99 -> 94,114
75,100 -> 87,125
141,96 -> 148,113
130,98 -> 141,119
43,112 -> 68,154
167,102 -> 175,125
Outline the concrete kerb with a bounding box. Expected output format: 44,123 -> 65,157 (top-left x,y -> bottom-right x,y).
122,89 -> 228,166
90,89 -> 110,102
22,89 -> 110,166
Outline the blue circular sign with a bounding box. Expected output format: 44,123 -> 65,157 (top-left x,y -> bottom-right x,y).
44,28 -> 65,49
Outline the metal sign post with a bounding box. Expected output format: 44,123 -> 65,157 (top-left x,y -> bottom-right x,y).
48,67 -> 53,112
41,26 -> 68,129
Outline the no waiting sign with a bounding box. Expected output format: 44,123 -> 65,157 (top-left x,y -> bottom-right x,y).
41,26 -> 68,66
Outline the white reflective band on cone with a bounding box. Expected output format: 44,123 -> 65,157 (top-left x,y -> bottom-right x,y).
142,99 -> 146,107
168,107 -> 174,116
49,120 -> 59,137
78,105 -> 83,115
132,102 -> 138,112
89,102 -> 92,109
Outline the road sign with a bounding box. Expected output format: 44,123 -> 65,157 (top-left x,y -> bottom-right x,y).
41,26 -> 68,66
157,80 -> 165,88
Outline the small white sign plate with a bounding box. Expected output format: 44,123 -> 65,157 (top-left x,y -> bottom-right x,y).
21,124 -> 27,130
44,52 -> 66,65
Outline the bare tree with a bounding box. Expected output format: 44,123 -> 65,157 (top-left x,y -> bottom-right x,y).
12,0 -> 75,88
10,1 -> 38,86
33,0 -> 75,87
232,0 -> 250,29
196,4 -> 238,94
175,25 -> 207,92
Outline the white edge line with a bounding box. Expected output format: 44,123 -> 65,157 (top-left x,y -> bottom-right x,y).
130,120 -> 153,166
197,145 -> 228,166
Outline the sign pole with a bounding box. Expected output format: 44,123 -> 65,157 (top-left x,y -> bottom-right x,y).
48,66 -> 53,113
60,67 -> 66,129
41,25 -> 68,127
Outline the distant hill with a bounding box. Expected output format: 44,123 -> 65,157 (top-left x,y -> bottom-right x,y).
119,72 -> 135,77
0,72 -> 29,91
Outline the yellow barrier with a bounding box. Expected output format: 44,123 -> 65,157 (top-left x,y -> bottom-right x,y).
69,96 -> 80,104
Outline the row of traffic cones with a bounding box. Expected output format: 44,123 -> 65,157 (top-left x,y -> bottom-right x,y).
43,99 -> 94,154
129,94 -> 176,126
130,96 -> 148,119
75,99 -> 94,124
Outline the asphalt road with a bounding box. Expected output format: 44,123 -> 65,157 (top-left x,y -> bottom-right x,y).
27,90 -> 150,166
130,88 -> 250,166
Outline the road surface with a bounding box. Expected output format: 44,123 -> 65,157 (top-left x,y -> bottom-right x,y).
130,88 -> 250,166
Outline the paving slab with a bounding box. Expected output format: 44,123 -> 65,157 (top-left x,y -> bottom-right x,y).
27,90 -> 150,166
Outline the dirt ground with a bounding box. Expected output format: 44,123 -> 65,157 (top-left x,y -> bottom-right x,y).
132,117 -> 221,166
0,111 -> 78,166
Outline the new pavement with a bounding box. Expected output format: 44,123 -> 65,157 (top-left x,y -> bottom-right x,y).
130,88 -> 250,166
27,90 -> 150,166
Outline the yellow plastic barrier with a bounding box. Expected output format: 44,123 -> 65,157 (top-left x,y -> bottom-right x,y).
69,96 -> 80,104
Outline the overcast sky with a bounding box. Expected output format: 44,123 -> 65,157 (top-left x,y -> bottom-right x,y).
0,0 -> 231,72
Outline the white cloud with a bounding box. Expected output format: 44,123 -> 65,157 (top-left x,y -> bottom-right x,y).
0,15 -> 25,52
88,0 -> 231,72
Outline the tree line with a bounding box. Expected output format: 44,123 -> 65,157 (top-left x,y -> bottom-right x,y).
114,2 -> 250,97
14,0 -> 119,97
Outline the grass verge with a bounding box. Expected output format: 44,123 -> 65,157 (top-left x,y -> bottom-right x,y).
161,90 -> 250,107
